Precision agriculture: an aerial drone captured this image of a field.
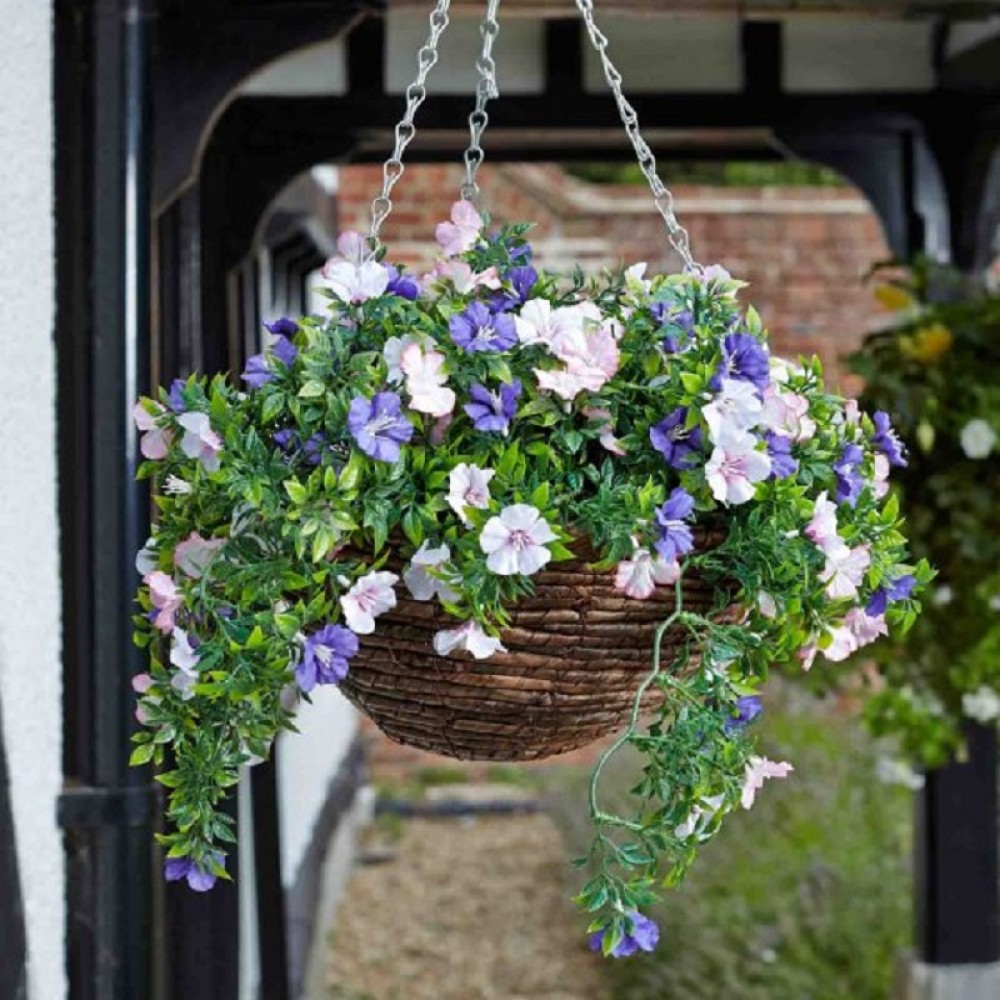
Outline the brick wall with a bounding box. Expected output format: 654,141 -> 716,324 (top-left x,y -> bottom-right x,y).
337,162 -> 891,387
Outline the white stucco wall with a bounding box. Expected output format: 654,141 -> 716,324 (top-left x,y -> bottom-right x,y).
0,2 -> 64,999
277,688 -> 358,886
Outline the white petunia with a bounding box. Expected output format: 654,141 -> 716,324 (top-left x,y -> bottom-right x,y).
704,426 -> 771,505
383,333 -> 432,384
400,343 -> 456,417
614,548 -> 681,600
703,378 -> 763,444
433,620 -> 507,660
403,542 -> 459,604
339,570 -> 398,634
741,756 -> 793,810
479,504 -> 558,576
804,490 -> 841,555
820,543 -> 871,601
447,463 -> 495,525
321,259 -> 389,304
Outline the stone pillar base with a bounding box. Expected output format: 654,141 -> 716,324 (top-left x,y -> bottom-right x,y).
895,951 -> 1000,1000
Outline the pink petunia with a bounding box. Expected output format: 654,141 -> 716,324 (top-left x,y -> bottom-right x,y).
583,407 -> 627,456
479,504 -> 558,576
614,548 -> 681,600
145,570 -> 182,634
760,385 -> 816,442
433,620 -> 507,660
704,427 -> 771,505
321,259 -> 389,304
173,531 -> 225,579
435,200 -> 484,257
339,570 -> 398,634
424,260 -> 500,295
133,401 -> 173,460
514,298 -> 602,348
550,321 -> 620,389
336,230 -> 367,264
533,367 -> 595,402
400,343 -> 456,418
741,756 -> 794,809
804,491 -> 841,554
178,412 -> 222,472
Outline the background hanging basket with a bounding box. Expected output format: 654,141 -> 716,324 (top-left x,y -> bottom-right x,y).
342,531 -> 735,760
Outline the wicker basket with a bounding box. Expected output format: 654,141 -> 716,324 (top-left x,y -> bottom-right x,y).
339,532 -> 735,761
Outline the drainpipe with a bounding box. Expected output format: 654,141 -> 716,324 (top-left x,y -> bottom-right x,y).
57,0 -> 157,996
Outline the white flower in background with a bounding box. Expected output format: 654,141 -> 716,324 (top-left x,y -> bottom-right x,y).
820,543 -> 871,601
962,686 -> 1000,724
479,504 -> 558,576
703,378 -> 763,443
433,620 -> 507,660
932,585 -> 954,607
339,570 -> 399,634
447,463 -> 495,525
403,542 -> 459,604
614,548 -> 680,600
989,593 -> 1000,612
400,343 -> 456,417
876,757 -> 925,791
959,418 -> 997,459
704,425 -> 771,505
741,756 -> 793,810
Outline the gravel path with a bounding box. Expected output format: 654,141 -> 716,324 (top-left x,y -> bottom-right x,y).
326,811 -> 609,1000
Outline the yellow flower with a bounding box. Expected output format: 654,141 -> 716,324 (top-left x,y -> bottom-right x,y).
909,323 -> 953,362
875,284 -> 915,311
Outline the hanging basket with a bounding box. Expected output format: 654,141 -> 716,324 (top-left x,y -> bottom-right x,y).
342,530 -> 736,759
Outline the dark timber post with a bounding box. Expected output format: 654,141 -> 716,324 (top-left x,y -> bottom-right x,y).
55,0 -> 158,997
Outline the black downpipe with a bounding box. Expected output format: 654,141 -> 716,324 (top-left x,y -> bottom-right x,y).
57,1 -> 157,997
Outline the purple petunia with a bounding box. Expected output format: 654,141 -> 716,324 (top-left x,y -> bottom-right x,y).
765,432 -> 798,480
295,624 -> 359,693
449,301 -> 517,353
723,695 -> 763,735
385,265 -> 421,301
834,443 -> 865,506
265,317 -> 299,366
650,407 -> 704,470
464,380 -> 521,434
347,392 -> 413,463
241,354 -> 273,389
164,854 -> 225,893
712,332 -> 770,391
654,487 -> 695,562
167,379 -> 187,413
589,911 -> 660,958
866,573 -> 917,616
274,428 -> 297,452
265,317 -> 298,338
872,411 -> 907,468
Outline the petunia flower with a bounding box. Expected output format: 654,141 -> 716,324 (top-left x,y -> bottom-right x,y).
653,488 -> 696,561
173,532 -> 225,579
741,756 -> 793,809
400,343 -> 456,418
424,260 -> 500,295
549,320 -> 620,388
177,412 -> 222,472
241,354 -> 273,389
383,333 -> 432,385
703,378 -> 763,444
712,332 -> 771,391
514,298 -> 601,348
403,542 -> 460,604
844,607 -> 889,648
169,628 -> 200,700
347,392 -> 413,463
583,407 -> 626,456
295,624 -> 359,692
871,411 -> 907,467
335,230 -> 367,263
804,491 -> 840,554
433,620 -> 507,660
384,264 -> 421,301
614,547 -> 680,600
449,301 -> 517,353
704,426 -> 771,505
479,504 -> 558,576
464,380 -> 521,435
435,199 -> 484,257
164,854 -> 225,893
133,401 -> 173,460
339,571 -> 399,634
532,367 -> 596,402
589,911 -> 660,958
723,695 -> 763,735
820,543 -> 871,601
135,537 -> 158,576
872,452 -> 891,499
866,573 -> 916,616
321,258 -> 389,304
760,384 -> 815,441
167,379 -> 187,414
764,432 -> 798,480
447,463 -> 495,525
834,443 -> 865,507
650,407 -> 703,469
145,570 -> 182,634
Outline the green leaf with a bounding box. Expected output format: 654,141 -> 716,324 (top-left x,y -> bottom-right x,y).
284,480 -> 308,504
129,743 -> 155,766
298,380 -> 326,399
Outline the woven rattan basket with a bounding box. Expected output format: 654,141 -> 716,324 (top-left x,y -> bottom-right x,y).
340,531 -> 735,760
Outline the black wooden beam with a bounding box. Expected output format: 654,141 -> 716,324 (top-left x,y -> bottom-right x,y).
742,21 -> 783,99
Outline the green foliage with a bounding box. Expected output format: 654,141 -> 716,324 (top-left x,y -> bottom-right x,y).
846,260 -> 1000,765
565,161 -> 846,188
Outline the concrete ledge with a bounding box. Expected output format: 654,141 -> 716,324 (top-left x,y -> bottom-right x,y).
895,951 -> 1000,1000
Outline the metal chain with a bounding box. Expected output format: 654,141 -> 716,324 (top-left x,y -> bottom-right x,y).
573,0 -> 701,273
460,0 -> 502,203
368,0 -> 453,249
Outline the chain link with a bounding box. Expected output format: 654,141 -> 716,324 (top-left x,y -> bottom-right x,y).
368,0 -> 453,250
573,0 -> 701,273
460,0 -> 501,203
